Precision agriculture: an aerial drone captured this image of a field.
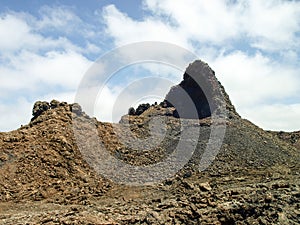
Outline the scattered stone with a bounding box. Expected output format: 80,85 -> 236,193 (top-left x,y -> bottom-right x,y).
199,182 -> 212,192
50,99 -> 60,109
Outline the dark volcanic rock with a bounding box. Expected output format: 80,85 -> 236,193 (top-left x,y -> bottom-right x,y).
32,101 -> 50,119
127,60 -> 239,120
163,60 -> 238,119
135,103 -> 150,116
128,107 -> 136,115
50,99 -> 60,109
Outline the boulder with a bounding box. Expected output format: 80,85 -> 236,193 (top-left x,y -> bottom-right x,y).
135,103 -> 150,116
32,101 -> 50,118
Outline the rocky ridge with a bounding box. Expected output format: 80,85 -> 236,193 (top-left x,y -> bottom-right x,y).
0,60 -> 299,224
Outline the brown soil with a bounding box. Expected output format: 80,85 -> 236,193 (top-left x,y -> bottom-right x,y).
0,60 -> 299,224
0,102 -> 299,224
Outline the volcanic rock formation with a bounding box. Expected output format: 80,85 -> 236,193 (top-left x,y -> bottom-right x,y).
163,60 -> 236,119
0,60 -> 299,224
129,60 -> 238,120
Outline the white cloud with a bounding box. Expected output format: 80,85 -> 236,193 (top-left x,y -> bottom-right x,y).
0,8 -> 98,131
102,0 -> 300,131
0,14 -> 41,52
36,6 -> 82,31
0,50 -> 91,95
0,91 -> 78,132
94,66 -> 177,123
142,0 -> 300,50
41,91 -> 77,104
243,1 -> 300,51
0,49 -> 91,131
206,50 -> 300,131
0,13 -> 84,54
34,5 -> 99,39
102,5 -> 189,47
210,51 -> 300,107
144,0 -> 243,44
95,85 -> 121,122
241,103 -> 300,132
0,97 -> 32,131
21,50 -> 91,89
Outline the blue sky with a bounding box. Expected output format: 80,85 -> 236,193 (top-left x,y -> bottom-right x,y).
0,0 -> 300,131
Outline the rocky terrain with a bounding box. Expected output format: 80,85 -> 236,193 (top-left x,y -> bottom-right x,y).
0,60 -> 299,224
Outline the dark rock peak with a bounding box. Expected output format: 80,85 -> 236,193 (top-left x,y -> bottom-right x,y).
129,60 -> 239,119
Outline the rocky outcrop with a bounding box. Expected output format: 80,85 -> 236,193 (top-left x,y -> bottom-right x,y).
32,100 -> 70,120
162,60 -> 238,119
32,101 -> 50,119
270,130 -> 300,151
135,103 -> 151,116
31,100 -> 86,122
128,60 -> 239,119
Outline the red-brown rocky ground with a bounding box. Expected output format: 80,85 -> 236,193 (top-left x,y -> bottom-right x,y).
0,61 -> 299,224
0,101 -> 299,225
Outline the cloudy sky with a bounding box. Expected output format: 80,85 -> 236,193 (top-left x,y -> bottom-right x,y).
0,0 -> 300,132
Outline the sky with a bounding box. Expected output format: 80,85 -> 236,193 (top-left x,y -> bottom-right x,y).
0,0 -> 300,132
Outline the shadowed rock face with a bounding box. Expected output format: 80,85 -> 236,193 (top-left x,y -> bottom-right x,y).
128,60 -> 239,119
162,60 -> 238,119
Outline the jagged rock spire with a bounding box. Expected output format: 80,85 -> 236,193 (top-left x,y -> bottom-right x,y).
162,60 -> 239,119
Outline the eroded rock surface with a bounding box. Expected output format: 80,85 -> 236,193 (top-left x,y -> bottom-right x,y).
129,60 -> 239,120
0,60 -> 299,224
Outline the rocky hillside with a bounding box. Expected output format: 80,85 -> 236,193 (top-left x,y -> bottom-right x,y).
0,60 -> 299,224
0,100 -> 112,204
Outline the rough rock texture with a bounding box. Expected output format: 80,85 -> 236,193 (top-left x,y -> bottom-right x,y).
270,130 -> 300,151
128,60 -> 238,120
32,101 -> 50,119
0,60 -> 299,224
0,103 -> 111,205
162,60 -> 238,119
135,103 -> 151,116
